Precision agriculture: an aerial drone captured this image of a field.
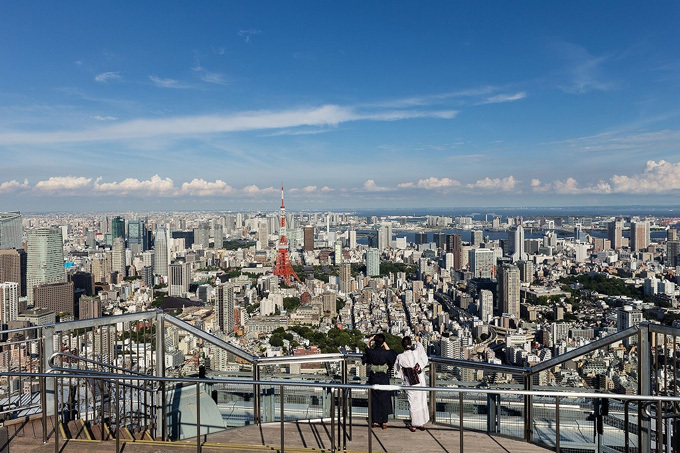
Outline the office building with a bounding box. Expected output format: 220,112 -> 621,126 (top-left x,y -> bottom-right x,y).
471,230 -> 483,247
608,219 -> 624,250
216,283 -> 235,334
0,248 -> 27,297
469,248 -> 494,279
630,220 -> 650,252
112,237 -> 126,277
26,228 -> 65,304
303,226 -> 314,251
127,220 -> 146,254
0,282 -> 19,325
168,261 -> 191,297
340,262 -> 351,294
322,292 -> 336,316
70,271 -> 94,296
111,216 -> 125,240
33,281 -> 74,317
667,240 -> 680,267
0,212 -> 22,250
213,224 -> 224,249
498,265 -> 521,318
446,234 -> 462,270
194,222 -> 210,249
366,248 -> 380,277
479,289 -> 494,323
510,225 -> 525,262
78,295 -> 102,320
154,227 -> 170,278
414,232 -> 427,245
348,230 -> 357,249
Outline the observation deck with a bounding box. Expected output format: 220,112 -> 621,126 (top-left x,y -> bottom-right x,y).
0,310 -> 678,453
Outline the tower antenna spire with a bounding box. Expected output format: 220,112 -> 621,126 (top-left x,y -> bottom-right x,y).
273,183 -> 301,286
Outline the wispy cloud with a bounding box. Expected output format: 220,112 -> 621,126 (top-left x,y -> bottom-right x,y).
94,71 -> 121,83
238,29 -> 261,43
0,104 -> 456,145
554,42 -> 620,94
94,115 -> 117,121
149,75 -> 192,89
479,91 -> 527,105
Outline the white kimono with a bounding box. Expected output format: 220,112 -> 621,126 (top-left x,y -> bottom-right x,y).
395,342 -> 429,427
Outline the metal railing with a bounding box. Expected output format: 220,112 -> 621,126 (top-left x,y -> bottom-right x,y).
0,310 -> 679,453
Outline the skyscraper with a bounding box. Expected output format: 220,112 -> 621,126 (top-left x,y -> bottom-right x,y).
112,237 -> 126,278
215,283 -> 235,334
469,248 -> 494,279
127,219 -> 146,254
446,234 -> 462,270
511,225 -> 525,262
0,282 -> 19,325
608,219 -> 624,250
366,248 -> 380,277
194,222 -> 210,249
213,224 -> 224,249
26,228 -> 65,304
499,264 -> 520,318
0,212 -> 22,250
630,220 -> 650,252
111,216 -> 125,240
0,249 -> 27,296
168,261 -> 191,297
471,230 -> 484,247
33,281 -> 74,316
340,262 -> 351,294
303,226 -> 314,251
348,230 -> 357,249
154,227 -> 170,278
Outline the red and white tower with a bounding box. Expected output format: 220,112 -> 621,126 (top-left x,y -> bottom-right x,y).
273,184 -> 301,286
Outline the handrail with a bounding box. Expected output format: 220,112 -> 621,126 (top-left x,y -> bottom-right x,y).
51,309 -> 162,332
6,370 -> 680,403
0,325 -> 44,336
48,352 -> 150,377
429,355 -> 527,374
256,352 -> 347,365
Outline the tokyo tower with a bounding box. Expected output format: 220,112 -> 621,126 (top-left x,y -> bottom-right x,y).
273,184 -> 302,286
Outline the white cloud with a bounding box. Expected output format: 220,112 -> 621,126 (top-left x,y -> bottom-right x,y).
93,175 -> 176,196
94,115 -> 117,121
363,180 -> 390,192
0,179 -> 28,194
611,160 -> 680,193
467,176 -> 517,192
94,72 -> 121,83
532,177 -> 611,194
238,28 -> 261,42
149,75 -> 191,89
320,186 -> 333,192
33,176 -> 92,193
416,177 -> 461,189
242,185 -> 277,195
480,91 -> 527,104
180,179 -> 233,196
0,104 -> 456,145
554,42 -> 619,94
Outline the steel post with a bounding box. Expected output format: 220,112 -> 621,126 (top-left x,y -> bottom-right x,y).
640,323 -> 652,453
280,385 -> 284,453
555,396 -> 560,453
459,392 -> 464,453
429,363 -> 436,423
197,382 -> 202,453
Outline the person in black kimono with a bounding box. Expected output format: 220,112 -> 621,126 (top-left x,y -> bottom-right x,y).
362,333 -> 397,429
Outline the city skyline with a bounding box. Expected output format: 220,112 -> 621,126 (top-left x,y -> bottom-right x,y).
1,3 -> 680,211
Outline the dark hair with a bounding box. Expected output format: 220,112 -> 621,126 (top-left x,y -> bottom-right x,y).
374,333 -> 386,348
401,336 -> 412,350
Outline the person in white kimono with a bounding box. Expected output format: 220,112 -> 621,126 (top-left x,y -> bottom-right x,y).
395,336 -> 429,431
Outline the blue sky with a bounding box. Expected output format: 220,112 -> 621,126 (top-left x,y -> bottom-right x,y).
1,2 -> 680,211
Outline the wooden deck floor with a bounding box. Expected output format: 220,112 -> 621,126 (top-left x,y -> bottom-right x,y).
7,419 -> 552,453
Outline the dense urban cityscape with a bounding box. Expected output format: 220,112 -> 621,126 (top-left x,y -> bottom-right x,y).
2,198 -> 679,398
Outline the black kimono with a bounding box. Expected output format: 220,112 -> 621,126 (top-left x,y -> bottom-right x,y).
362,346 -> 398,424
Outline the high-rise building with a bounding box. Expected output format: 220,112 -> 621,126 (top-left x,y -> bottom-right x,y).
414,232 -> 428,245
168,261 -> 191,297
78,295 -> 102,320
154,227 -> 170,278
33,281 -> 74,316
0,282 -> 19,325
340,262 -> 351,294
498,264 -> 520,318
334,239 -> 343,265
471,230 -> 484,247
112,237 -> 126,278
0,249 -> 27,297
469,248 -> 494,278
215,283 -> 235,334
479,289 -> 494,323
127,220 -> 146,254
446,234 -> 462,270
303,226 -> 314,251
213,224 -> 224,249
26,228 -> 65,304
0,212 -> 22,250
111,216 -> 125,240
348,230 -> 357,249
630,220 -> 650,252
70,271 -> 94,296
366,248 -> 380,277
511,225 -> 525,262
322,292 -> 336,316
432,232 -> 446,250
667,240 -> 680,267
517,260 -> 534,283
194,222 -> 210,249
608,219 -> 624,250
377,224 -> 391,251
